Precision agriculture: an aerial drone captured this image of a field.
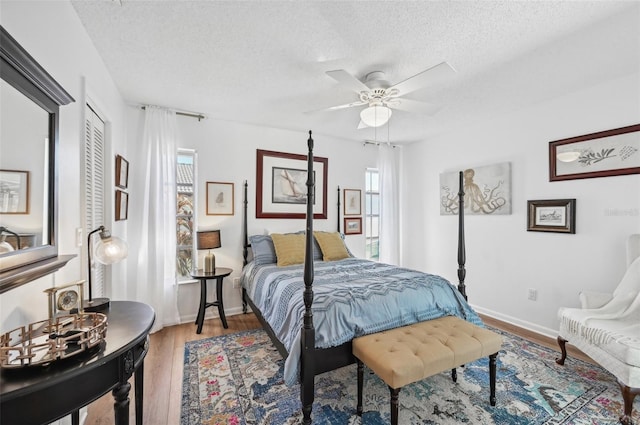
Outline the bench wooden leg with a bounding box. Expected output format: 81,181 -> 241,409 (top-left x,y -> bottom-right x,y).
357,359 -> 363,416
389,386 -> 400,425
556,336 -> 568,365
618,380 -> 639,425
489,352 -> 498,406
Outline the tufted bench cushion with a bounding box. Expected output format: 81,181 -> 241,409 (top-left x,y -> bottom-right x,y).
353,315 -> 503,424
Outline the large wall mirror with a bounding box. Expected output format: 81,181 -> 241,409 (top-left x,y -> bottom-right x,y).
0,26 -> 74,292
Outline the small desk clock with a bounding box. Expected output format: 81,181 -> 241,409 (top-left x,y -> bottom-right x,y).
43,280 -> 85,318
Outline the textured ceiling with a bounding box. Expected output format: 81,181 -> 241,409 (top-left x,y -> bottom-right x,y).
71,1 -> 639,144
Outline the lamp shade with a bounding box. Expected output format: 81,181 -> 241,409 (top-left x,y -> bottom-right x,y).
360,105 -> 392,127
85,226 -> 127,312
94,233 -> 128,264
197,230 -> 221,250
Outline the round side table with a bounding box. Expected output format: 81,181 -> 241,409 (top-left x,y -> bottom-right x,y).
190,267 -> 232,333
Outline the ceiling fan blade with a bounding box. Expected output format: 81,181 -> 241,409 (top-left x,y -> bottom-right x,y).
304,100 -> 367,114
326,69 -> 371,94
389,62 -> 456,97
326,100 -> 367,111
390,98 -> 443,116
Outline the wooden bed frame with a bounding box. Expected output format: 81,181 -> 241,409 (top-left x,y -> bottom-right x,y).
242,131 -> 467,424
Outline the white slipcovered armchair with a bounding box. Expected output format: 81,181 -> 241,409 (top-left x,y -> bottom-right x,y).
557,234 -> 640,425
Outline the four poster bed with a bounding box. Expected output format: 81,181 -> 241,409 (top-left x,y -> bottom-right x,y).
241,131 -> 475,424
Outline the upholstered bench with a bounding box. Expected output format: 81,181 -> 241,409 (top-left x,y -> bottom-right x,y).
352,315 -> 503,424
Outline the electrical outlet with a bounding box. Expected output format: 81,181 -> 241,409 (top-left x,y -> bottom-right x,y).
233,277 -> 241,289
527,288 -> 537,301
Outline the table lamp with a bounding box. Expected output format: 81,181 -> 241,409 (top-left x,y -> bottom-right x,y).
197,230 -> 221,273
84,225 -> 128,312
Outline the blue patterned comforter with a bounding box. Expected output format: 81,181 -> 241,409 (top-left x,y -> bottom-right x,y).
241,257 -> 482,385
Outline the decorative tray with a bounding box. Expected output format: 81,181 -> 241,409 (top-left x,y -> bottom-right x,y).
0,312 -> 108,368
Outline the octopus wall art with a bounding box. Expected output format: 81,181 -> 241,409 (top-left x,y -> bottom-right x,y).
440,162 -> 512,215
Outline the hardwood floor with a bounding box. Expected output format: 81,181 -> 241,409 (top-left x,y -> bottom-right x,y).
84,313 -> 262,425
85,313 -> 592,425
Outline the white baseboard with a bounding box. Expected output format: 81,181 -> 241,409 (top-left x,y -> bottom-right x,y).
180,306 -> 248,325
470,304 -> 558,340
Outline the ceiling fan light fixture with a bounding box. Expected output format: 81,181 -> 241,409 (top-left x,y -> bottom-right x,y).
360,105 -> 392,127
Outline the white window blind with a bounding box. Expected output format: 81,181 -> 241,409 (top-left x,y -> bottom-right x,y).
84,104 -> 106,296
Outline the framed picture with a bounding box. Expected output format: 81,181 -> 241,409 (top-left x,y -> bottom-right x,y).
527,199 -> 576,234
549,124 -> 640,181
344,217 -> 362,235
439,162 -> 512,215
256,149 -> 328,219
115,190 -> 128,221
115,154 -> 129,189
343,189 -> 361,216
206,182 -> 234,215
0,170 -> 30,214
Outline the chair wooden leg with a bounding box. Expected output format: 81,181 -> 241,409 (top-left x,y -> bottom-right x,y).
389,386 -> 400,425
357,359 -> 363,416
451,368 -> 457,382
555,336 -> 568,365
489,353 -> 498,406
618,381 -> 639,425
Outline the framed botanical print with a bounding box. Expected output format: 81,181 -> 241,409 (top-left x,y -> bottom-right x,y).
115,190 -> 128,221
549,124 -> 640,181
206,182 -> 234,215
115,155 -> 129,189
343,189 -> 361,216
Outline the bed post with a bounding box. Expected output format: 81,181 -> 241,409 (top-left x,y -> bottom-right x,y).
457,171 -> 467,300
337,186 -> 341,232
243,180 -> 249,266
300,130 -> 316,424
242,180 -> 249,313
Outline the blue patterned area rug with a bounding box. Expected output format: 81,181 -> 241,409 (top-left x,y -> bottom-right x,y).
181,327 -> 638,425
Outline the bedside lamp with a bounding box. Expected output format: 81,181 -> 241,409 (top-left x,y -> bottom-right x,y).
197,230 -> 221,273
84,226 -> 128,312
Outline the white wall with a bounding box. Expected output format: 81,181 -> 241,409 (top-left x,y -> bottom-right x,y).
0,0 -> 375,331
402,72 -> 640,337
0,1 -> 128,333
125,108 -> 377,322
2,0 -> 637,345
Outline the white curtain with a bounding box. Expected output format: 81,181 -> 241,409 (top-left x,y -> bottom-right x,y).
377,144 -> 400,265
131,106 -> 180,332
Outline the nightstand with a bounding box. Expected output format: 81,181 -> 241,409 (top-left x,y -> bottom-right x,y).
190,267 -> 232,333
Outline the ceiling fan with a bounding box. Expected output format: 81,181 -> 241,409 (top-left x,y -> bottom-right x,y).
320,62 -> 456,128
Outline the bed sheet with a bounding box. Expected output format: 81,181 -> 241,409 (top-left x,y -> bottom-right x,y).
241,257 -> 482,385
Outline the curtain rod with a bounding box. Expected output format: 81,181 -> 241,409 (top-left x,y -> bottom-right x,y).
139,105 -> 206,121
363,140 -> 398,148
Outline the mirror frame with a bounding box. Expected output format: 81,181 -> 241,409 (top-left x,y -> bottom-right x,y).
0,26 -> 75,293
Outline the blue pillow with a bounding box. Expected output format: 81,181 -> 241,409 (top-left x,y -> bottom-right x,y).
249,235 -> 277,265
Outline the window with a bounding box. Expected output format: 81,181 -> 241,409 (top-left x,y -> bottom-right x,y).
84,104 -> 106,295
365,168 -> 379,260
176,150 -> 195,280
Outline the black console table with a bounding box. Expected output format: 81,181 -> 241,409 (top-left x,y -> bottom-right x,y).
0,301 -> 155,425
